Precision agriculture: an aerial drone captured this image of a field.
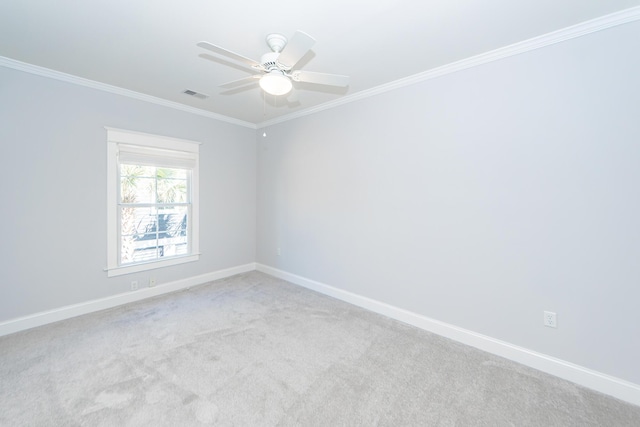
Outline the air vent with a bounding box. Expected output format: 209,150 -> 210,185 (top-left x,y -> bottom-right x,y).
183,89 -> 209,100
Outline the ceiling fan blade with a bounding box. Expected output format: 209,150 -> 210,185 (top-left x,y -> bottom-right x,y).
197,41 -> 261,68
220,84 -> 259,95
199,53 -> 258,74
219,75 -> 261,89
277,31 -> 316,70
290,70 -> 349,87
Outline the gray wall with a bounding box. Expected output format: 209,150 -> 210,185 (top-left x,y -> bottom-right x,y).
257,21 -> 640,384
0,67 -> 256,321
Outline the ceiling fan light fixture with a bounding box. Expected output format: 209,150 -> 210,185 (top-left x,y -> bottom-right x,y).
259,71 -> 292,96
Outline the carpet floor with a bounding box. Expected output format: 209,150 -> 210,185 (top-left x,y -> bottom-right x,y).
1,271 -> 639,426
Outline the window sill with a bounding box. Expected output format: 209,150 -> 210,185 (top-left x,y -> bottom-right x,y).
106,254 -> 200,277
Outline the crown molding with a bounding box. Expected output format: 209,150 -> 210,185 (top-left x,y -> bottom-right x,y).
256,5 -> 640,128
0,56 -> 257,129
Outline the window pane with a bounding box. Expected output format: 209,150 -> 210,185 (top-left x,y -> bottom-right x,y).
120,164 -> 156,204
156,168 -> 188,203
156,207 -> 187,235
156,207 -> 188,258
121,206 -> 157,264
121,177 -> 156,203
132,246 -> 159,263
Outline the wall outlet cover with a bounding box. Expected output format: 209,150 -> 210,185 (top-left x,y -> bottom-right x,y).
544,311 -> 557,328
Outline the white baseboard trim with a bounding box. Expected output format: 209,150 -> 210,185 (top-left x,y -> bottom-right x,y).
0,263 -> 256,338
256,263 -> 640,407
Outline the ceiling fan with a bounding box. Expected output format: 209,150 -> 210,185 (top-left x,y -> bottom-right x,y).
197,31 -> 349,96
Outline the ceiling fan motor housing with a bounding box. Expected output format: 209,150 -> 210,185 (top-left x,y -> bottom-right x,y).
260,52 -> 281,72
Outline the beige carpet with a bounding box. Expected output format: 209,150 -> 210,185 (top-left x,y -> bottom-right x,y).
1,271 -> 639,426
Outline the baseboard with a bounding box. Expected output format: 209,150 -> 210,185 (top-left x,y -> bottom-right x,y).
256,263 -> 640,407
0,263 -> 256,338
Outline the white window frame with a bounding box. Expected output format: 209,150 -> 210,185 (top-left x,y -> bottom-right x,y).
106,127 -> 200,277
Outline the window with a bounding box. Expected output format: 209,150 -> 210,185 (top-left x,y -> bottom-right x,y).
107,128 -> 200,277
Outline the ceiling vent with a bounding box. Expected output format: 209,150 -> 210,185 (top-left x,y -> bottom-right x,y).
183,89 -> 209,100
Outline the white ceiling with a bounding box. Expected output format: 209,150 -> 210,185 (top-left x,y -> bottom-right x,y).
1,0 -> 639,126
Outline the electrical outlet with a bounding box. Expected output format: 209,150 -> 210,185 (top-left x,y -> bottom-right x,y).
149,277 -> 157,287
544,311 -> 557,328
131,281 -> 138,291
277,247 -> 281,256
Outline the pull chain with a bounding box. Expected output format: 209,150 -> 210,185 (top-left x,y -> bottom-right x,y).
262,93 -> 267,137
